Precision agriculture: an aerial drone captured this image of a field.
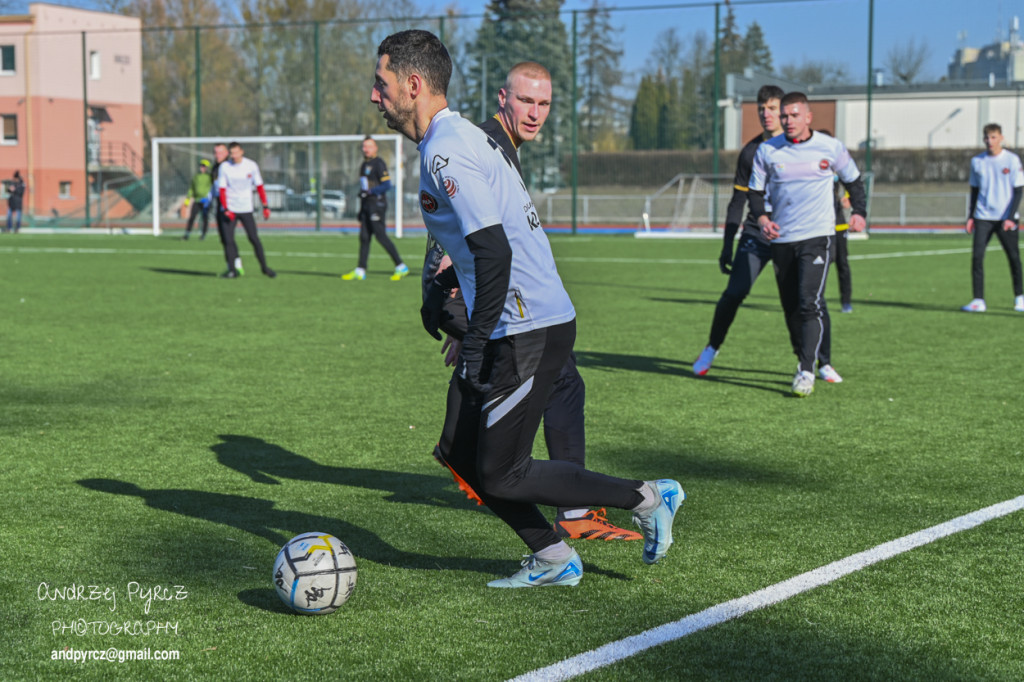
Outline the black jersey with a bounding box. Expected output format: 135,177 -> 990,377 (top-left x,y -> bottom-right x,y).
478,116 -> 523,177
210,159 -> 224,211
725,133 -> 771,242
359,156 -> 389,209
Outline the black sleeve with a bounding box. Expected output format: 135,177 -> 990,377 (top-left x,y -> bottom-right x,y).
463,224 -> 512,350
968,186 -> 979,219
722,186 -> 746,244
845,177 -> 868,218
748,190 -> 767,221
1002,186 -> 1022,222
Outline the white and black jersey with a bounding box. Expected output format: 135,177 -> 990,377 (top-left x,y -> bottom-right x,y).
970,149 -> 1024,221
750,131 -> 860,243
417,108 -> 574,339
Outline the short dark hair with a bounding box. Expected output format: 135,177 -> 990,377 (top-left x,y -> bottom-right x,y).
377,30 -> 452,96
757,85 -> 784,104
363,135 -> 374,142
781,91 -> 809,107
983,123 -> 1002,135
228,141 -> 242,151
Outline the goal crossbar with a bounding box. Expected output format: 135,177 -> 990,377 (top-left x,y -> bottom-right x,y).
150,134 -> 405,236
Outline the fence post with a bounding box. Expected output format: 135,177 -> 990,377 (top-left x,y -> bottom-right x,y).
712,3 -> 721,232
570,10 -> 578,235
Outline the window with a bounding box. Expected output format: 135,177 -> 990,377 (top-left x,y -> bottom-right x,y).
89,50 -> 100,80
59,181 -> 71,199
0,45 -> 13,74
1,115 -> 16,144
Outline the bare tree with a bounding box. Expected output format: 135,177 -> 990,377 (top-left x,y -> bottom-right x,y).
885,37 -> 931,84
780,58 -> 849,86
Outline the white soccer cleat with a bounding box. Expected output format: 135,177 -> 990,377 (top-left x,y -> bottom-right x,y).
1015,295 -> 1024,312
818,364 -> 843,383
792,370 -> 815,397
693,345 -> 718,376
961,298 -> 986,312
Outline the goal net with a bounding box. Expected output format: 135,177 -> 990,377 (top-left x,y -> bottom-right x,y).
150,134 -> 406,236
637,173 -> 731,238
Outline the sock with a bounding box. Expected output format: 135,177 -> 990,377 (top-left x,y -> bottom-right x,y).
535,541 -> 573,562
632,481 -> 659,514
559,509 -> 588,520
234,257 -> 243,270
355,267 -> 366,276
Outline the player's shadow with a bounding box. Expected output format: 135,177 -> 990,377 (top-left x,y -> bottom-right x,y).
76,478 -> 501,575
144,267 -> 218,278
270,269 -> 339,278
576,351 -> 792,395
76,478 -> 632,584
211,434 -> 470,508
649,295 -> 781,312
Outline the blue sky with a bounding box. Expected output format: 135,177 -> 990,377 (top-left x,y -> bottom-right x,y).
450,0 -> 1019,83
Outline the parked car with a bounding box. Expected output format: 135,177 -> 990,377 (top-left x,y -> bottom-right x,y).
303,190 -> 347,217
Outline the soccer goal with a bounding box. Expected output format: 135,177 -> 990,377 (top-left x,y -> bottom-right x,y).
636,173 -> 732,238
150,134 -> 405,237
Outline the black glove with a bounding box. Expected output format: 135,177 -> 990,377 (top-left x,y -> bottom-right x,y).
456,343 -> 491,395
420,281 -> 451,340
718,244 -> 734,275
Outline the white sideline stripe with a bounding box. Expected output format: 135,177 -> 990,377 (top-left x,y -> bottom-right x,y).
509,494 -> 1024,682
0,245 -> 995,266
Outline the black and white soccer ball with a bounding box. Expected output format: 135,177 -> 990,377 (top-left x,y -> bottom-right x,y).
273,532 -> 357,615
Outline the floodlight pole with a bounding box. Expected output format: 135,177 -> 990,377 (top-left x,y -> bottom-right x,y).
712,3 -> 721,232
571,10 -> 578,235
82,32 -> 91,229
865,0 -> 874,174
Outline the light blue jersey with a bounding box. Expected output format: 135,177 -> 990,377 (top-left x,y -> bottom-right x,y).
749,131 -> 860,244
417,108 -> 575,339
969,149 -> 1024,221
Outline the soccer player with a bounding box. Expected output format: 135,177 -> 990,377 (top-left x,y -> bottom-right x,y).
182,159 -> 213,241
425,61 -> 641,542
341,136 -> 409,281
209,143 -> 243,274
748,92 -> 866,397
4,170 -> 25,233
833,180 -> 854,313
962,123 -> 1024,313
372,29 -> 683,587
217,142 -> 276,279
692,87 -> 843,383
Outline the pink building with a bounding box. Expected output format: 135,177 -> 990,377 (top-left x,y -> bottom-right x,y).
0,3 -> 142,222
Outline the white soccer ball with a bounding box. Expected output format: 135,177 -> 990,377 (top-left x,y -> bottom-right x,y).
273,532 -> 357,615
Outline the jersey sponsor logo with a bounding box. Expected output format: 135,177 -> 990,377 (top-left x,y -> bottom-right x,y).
443,177 -> 459,198
420,190 -> 438,213
430,155 -> 449,175
819,159 -> 830,171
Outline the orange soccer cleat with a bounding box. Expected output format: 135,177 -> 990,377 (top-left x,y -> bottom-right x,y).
433,445 -> 483,506
553,508 -> 643,541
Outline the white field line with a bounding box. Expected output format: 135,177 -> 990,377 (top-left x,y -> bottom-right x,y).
0,245 -> 987,266
510,494 -> 1024,682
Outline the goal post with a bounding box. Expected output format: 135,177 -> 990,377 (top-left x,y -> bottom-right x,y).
150,134 -> 405,237
637,173 -> 732,238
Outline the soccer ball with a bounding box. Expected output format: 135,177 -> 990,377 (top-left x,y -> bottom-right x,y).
273,532 -> 357,615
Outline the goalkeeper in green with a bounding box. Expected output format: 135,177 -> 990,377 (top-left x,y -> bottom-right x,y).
183,159 -> 213,240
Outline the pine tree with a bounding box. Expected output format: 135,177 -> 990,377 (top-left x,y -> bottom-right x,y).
578,0 -> 625,151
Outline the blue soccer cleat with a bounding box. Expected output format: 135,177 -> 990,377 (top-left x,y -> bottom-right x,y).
487,550 -> 583,588
633,479 -> 685,564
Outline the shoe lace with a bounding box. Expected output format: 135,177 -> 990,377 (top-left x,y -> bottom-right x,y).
583,508 -> 614,527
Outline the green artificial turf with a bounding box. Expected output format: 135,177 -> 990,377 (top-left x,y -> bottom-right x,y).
0,232 -> 1021,680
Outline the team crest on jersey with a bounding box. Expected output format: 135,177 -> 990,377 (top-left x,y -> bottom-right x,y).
431,155 -> 449,175
443,177 -> 459,198
818,159 -> 830,171
1003,167 -> 1011,175
420,190 -> 438,213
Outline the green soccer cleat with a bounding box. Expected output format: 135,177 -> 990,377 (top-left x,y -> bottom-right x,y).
342,269 -> 366,281
390,263 -> 410,281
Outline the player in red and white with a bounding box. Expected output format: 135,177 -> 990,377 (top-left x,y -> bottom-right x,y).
962,123 -> 1024,313
216,142 -> 276,279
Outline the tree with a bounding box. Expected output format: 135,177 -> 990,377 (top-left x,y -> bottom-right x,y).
578,0 -> 626,151
885,37 -> 931,84
780,59 -> 850,85
743,22 -> 772,73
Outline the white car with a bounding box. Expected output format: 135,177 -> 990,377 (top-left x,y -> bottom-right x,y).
304,190 -> 347,217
